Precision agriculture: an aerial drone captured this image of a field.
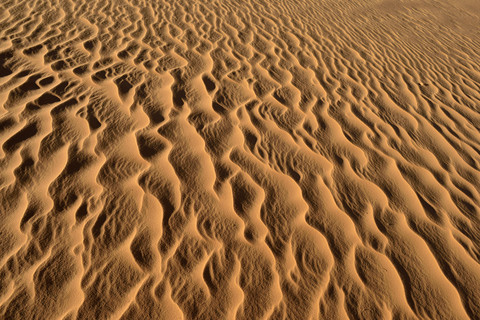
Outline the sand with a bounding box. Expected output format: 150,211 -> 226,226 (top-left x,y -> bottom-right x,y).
0,0 -> 479,319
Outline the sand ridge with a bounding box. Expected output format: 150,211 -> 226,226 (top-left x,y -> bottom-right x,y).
0,0 -> 480,319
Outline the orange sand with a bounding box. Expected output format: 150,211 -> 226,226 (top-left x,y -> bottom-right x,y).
1,0 -> 480,319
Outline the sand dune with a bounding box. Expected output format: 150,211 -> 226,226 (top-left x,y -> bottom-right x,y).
0,0 -> 480,319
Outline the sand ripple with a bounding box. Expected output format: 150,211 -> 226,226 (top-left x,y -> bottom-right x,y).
1,0 -> 480,319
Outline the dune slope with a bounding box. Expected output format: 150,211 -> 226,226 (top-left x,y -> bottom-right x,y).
1,0 -> 480,319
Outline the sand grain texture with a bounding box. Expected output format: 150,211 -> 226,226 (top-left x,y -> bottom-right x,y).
1,0 -> 480,319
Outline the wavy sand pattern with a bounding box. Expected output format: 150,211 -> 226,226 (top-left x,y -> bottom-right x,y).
1,0 -> 480,319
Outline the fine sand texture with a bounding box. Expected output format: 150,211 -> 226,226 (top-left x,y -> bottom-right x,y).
1,0 -> 480,319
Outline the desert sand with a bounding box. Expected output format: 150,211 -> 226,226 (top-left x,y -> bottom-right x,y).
0,0 -> 479,319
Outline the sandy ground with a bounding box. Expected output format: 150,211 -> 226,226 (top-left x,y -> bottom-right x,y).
0,0 -> 480,319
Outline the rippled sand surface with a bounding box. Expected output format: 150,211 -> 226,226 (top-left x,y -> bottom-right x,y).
1,0 -> 480,319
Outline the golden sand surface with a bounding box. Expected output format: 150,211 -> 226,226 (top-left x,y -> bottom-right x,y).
1,0 -> 480,319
